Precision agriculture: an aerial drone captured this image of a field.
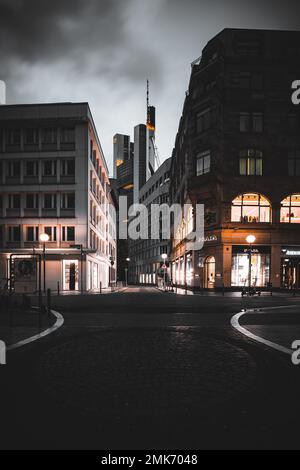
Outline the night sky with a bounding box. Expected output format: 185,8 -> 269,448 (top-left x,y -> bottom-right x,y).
1,0 -> 300,173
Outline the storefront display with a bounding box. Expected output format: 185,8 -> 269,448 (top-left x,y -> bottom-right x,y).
231,246 -> 270,287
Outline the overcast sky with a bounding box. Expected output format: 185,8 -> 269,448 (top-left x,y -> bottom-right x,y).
1,0 -> 300,174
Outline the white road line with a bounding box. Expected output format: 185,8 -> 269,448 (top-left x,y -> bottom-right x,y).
7,310 -> 64,352
230,307 -> 298,356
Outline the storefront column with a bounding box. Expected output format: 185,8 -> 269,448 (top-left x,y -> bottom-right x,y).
271,245 -> 281,288
222,245 -> 232,288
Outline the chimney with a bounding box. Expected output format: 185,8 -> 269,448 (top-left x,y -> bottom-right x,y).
0,80 -> 6,105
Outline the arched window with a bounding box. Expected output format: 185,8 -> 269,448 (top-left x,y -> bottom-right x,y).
231,193 -> 271,223
187,206 -> 194,234
281,194 -> 300,223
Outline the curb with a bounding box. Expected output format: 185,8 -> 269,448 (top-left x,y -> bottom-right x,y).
230,306 -> 298,356
7,309 -> 64,352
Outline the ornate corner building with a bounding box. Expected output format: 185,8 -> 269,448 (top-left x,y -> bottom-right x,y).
170,28 -> 300,290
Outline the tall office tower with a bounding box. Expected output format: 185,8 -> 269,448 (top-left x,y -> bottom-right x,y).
113,133 -> 132,179
146,104 -> 156,179
133,124 -> 147,204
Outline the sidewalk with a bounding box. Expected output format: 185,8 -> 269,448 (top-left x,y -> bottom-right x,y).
0,307 -> 55,347
28,286 -> 127,297
157,286 -> 299,298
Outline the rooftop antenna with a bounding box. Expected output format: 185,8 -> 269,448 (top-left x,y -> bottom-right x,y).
146,79 -> 150,125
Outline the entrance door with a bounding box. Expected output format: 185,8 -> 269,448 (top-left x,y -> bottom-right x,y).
69,263 -> 76,291
63,260 -> 79,291
204,256 -> 215,289
282,259 -> 300,289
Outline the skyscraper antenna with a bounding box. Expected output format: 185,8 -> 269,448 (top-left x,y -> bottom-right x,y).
146,79 -> 149,124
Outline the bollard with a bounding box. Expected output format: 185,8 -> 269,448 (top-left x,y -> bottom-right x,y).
57,281 -> 60,296
47,288 -> 51,320
185,283 -> 188,295
100,282 -> 102,294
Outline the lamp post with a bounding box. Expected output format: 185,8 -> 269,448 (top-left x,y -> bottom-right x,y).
246,235 -> 256,295
125,258 -> 130,286
161,253 -> 168,291
40,233 -> 50,293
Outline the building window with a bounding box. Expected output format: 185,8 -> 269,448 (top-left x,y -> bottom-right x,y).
42,128 -> 57,144
43,160 -> 57,176
231,193 -> 271,223
240,112 -> 263,133
62,226 -> 75,242
44,226 -> 57,242
8,226 -> 21,242
196,109 -> 211,133
27,226 -> 39,242
25,129 -> 39,145
288,150 -> 300,176
26,194 -> 39,209
7,129 -> 21,145
7,161 -> 20,177
239,149 -> 263,176
44,194 -> 57,209
281,195 -> 300,223
61,193 -> 75,209
61,128 -> 75,143
25,160 -> 39,177
61,159 -> 75,176
196,150 -> 211,176
8,194 -> 21,209
239,72 -> 263,90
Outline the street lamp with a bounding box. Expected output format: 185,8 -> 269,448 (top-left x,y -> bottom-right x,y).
40,233 -> 50,293
246,235 -> 256,294
161,253 -> 168,290
125,258 -> 130,286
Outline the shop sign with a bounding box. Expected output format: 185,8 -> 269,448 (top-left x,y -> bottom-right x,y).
232,245 -> 271,255
199,235 -> 218,244
283,250 -> 300,257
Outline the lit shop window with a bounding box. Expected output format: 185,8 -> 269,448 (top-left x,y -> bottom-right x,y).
281,195 -> 300,223
231,193 -> 271,223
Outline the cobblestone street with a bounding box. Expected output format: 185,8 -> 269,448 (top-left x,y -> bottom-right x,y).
1,287 -> 300,449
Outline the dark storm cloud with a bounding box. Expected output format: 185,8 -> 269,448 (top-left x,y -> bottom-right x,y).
0,0 -> 124,62
1,0 -> 300,172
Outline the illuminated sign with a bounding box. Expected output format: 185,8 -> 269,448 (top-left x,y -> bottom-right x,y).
285,250 -> 300,257
199,235 -> 218,243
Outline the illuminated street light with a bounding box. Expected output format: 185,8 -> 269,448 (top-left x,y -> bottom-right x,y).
40,233 -> 50,293
125,258 -> 130,286
161,254 -> 168,290
246,235 -> 256,294
246,235 -> 256,245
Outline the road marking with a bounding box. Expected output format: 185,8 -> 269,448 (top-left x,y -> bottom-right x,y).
7,310 -> 64,352
230,307 -> 299,356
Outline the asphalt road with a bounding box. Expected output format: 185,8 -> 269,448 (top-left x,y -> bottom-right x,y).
1,287 -> 300,450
